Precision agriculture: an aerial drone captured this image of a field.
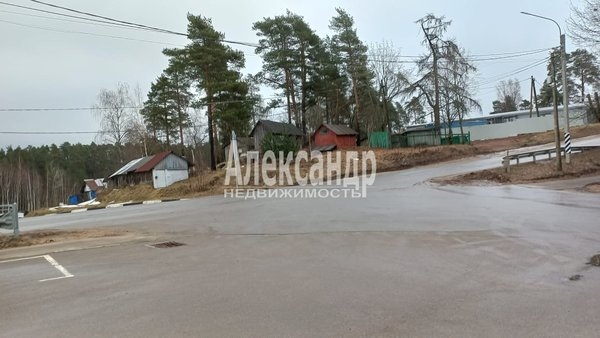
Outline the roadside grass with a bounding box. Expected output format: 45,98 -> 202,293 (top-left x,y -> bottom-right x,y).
27,123 -> 600,214
437,148 -> 600,186
0,229 -> 127,249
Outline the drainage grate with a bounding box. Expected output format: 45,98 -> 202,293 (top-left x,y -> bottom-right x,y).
148,241 -> 185,249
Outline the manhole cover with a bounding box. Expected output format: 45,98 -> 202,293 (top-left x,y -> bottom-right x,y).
147,241 -> 185,249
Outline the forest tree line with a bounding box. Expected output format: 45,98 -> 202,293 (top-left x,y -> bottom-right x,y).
4,2 -> 600,212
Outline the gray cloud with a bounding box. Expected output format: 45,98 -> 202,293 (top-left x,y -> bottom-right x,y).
0,0 -> 573,147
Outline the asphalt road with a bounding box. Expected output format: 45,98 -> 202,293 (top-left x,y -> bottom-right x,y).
2,140 -> 600,337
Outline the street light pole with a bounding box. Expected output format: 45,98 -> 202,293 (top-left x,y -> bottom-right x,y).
520,11 -> 571,163
560,33 -> 571,163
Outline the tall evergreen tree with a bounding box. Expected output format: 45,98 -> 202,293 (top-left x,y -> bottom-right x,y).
164,14 -> 248,171
141,75 -> 178,145
253,11 -> 322,135
329,8 -> 372,145
568,48 -> 600,102
311,37 -> 351,125
164,58 -> 193,152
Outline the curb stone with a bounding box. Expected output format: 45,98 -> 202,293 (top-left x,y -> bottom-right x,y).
49,199 -> 182,215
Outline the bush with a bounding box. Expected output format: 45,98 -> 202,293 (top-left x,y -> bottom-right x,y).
261,133 -> 299,157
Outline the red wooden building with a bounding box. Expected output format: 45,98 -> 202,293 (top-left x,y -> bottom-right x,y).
313,124 -> 358,150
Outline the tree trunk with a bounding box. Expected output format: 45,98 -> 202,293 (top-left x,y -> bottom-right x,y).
300,49 -> 307,136
207,99 -> 216,171
581,72 -> 585,103
351,76 -> 361,146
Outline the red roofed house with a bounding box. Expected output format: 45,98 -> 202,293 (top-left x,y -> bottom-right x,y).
313,124 -> 358,150
108,151 -> 190,189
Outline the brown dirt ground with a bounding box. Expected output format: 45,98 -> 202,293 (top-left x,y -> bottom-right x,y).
11,124 -> 600,248
583,183 -> 600,193
0,228 -> 129,250
436,148 -> 600,189
471,123 -> 600,153
35,123 -> 600,209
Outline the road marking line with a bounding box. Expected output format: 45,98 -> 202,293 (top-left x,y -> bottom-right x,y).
39,275 -> 74,282
41,255 -> 73,282
0,255 -> 45,264
1,254 -> 74,282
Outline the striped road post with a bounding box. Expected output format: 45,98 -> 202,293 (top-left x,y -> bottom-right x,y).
564,132 -> 572,163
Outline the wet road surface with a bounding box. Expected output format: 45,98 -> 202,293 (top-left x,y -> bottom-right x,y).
2,138 -> 600,337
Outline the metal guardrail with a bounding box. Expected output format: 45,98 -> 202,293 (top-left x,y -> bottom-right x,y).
502,146 -> 600,166
0,203 -> 19,237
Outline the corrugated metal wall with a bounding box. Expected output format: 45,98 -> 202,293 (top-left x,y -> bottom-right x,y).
154,154 -> 188,170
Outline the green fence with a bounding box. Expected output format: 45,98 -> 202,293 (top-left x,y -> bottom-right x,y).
440,132 -> 471,145
368,132 -> 390,149
391,131 -> 470,148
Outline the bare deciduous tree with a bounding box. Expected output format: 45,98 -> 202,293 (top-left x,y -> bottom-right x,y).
93,82 -> 134,148
369,41 -> 410,133
126,84 -> 150,157
410,14 -> 453,133
568,0 -> 600,49
494,79 -> 522,113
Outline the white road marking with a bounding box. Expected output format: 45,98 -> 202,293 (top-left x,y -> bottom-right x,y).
41,255 -> 73,282
0,254 -> 74,282
0,255 -> 45,263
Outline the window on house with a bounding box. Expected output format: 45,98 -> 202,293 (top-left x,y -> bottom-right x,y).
320,128 -> 328,134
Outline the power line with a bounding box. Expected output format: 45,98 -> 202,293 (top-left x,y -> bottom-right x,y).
474,57 -> 549,87
469,47 -> 552,58
0,107 -> 139,112
373,47 -> 552,59
469,49 -> 552,62
477,77 -> 530,91
0,1 -> 148,31
0,9 -> 166,32
30,0 -> 184,36
0,19 -> 184,46
0,96 -> 282,112
0,131 -> 102,134
28,0 -> 260,47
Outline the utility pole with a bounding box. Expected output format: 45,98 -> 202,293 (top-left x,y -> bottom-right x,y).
532,77 -> 540,117
520,12 -> 571,163
560,34 -> 571,164
529,76 -> 534,118
551,55 -> 563,172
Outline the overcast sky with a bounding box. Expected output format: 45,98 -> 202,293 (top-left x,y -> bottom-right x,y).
0,0 -> 577,148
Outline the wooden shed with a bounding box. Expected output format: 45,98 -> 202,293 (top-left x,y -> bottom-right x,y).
249,120 -> 304,152
313,124 -> 358,150
109,151 -> 190,189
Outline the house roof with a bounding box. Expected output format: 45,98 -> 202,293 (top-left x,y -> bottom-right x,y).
318,124 -> 358,136
249,120 -> 304,137
135,151 -> 172,173
109,151 -> 188,178
109,157 -> 149,178
83,178 -> 104,191
312,144 -> 337,152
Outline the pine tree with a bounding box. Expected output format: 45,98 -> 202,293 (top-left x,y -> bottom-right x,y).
164,14 -> 249,170
329,8 -> 372,145
568,49 -> 600,102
